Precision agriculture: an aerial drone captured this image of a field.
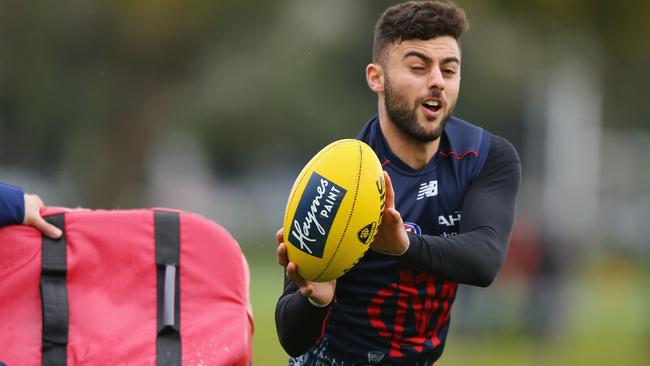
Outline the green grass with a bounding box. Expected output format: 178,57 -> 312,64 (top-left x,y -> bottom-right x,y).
247,251 -> 289,365
245,250 -> 649,365
442,332 -> 647,366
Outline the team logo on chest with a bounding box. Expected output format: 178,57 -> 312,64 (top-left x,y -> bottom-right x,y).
403,222 -> 421,235
367,270 -> 458,358
416,180 -> 438,200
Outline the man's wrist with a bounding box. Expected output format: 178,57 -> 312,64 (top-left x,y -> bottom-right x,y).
373,240 -> 410,256
307,296 -> 332,308
393,241 -> 409,256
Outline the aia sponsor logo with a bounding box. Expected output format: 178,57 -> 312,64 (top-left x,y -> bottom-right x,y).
438,212 -> 461,227
403,222 -> 421,235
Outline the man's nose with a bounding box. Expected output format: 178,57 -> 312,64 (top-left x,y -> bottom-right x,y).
428,67 -> 445,91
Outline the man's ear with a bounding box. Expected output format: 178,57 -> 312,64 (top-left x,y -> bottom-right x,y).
366,63 -> 384,93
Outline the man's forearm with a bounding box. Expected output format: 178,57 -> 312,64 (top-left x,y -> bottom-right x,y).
275,280 -> 332,357
0,183 -> 25,226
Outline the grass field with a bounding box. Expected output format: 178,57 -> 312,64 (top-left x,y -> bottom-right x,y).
245,249 -> 649,365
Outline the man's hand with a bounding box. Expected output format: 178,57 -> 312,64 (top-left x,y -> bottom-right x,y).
370,171 -> 410,256
23,194 -> 62,239
276,228 -> 336,306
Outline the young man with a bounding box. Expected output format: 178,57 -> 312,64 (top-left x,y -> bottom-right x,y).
275,1 -> 521,365
0,182 -> 62,238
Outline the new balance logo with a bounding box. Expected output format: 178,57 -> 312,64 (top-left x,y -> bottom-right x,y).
417,180 -> 438,200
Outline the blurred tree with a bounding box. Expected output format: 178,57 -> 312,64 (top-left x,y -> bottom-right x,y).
0,0 -> 283,206
1,0 -> 648,208
485,0 -> 650,128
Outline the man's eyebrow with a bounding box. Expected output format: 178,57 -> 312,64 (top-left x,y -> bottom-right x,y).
442,56 -> 461,65
403,52 -> 461,65
403,51 -> 431,62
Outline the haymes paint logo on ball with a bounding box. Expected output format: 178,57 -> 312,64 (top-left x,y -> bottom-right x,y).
290,172 -> 347,258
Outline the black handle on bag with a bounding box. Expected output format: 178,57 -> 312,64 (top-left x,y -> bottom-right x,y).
40,214 -> 68,366
38,211 -> 182,366
155,211 -> 182,366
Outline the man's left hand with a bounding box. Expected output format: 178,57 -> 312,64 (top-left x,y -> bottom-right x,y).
370,171 -> 409,256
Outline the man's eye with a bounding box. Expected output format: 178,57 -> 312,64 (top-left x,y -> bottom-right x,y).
410,65 -> 426,71
443,69 -> 457,75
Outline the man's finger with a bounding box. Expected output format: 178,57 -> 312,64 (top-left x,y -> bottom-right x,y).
276,242 -> 289,267
301,284 -> 314,298
276,228 -> 284,245
383,171 -> 395,210
33,216 -> 62,239
286,262 -> 307,288
386,207 -> 403,226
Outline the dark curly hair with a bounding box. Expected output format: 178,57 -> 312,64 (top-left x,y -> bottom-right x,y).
373,0 -> 469,63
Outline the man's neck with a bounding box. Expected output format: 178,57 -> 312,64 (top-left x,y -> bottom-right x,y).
378,114 -> 440,171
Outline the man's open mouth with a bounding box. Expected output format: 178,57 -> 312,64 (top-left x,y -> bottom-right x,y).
422,99 -> 442,112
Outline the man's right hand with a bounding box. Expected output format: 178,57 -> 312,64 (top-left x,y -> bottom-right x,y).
23,194 -> 62,239
276,228 -> 336,306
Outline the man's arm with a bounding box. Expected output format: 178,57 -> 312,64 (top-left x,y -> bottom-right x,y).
0,182 -> 26,226
274,229 -> 335,357
0,182 -> 62,238
275,277 -> 333,357
400,135 -> 521,286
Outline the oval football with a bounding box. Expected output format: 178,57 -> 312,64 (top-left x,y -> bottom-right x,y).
283,139 -> 386,282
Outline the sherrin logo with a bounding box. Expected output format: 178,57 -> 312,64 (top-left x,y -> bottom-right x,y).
290,172 -> 347,258
357,222 -> 376,244
356,174 -> 387,246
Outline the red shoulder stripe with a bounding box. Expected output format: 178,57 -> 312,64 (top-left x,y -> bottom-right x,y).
438,150 -> 478,160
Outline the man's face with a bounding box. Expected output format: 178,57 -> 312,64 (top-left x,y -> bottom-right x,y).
381,36 -> 461,143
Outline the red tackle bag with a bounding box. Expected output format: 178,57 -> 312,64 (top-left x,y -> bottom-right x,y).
0,207 -> 253,365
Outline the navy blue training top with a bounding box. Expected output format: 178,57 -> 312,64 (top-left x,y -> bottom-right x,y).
276,116 -> 521,365
0,182 -> 25,226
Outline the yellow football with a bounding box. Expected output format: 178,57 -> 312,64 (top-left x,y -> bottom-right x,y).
283,139 -> 386,282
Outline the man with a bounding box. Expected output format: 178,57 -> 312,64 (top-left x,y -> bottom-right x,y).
275,1 -> 521,365
0,182 -> 62,238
